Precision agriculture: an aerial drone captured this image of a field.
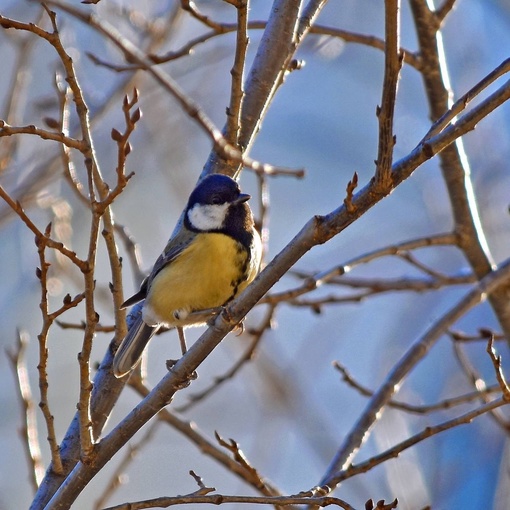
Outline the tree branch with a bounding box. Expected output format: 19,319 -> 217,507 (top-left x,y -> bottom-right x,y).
318,258 -> 510,489
374,0 -> 402,188
409,0 -> 510,344
6,331 -> 45,492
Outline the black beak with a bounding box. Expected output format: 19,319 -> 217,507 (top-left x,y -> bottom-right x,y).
234,193 -> 251,204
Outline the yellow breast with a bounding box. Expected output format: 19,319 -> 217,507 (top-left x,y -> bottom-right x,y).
143,233 -> 254,326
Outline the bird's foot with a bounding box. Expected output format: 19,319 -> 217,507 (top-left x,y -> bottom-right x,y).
184,306 -> 223,326
166,358 -> 198,388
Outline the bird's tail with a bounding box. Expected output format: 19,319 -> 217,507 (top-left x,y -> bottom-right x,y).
113,316 -> 157,378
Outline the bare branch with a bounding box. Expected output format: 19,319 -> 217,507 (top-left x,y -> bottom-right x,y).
180,0 -> 228,32
448,328 -> 506,343
334,361 -> 502,414
36,60 -> 510,503
264,233 -> 460,305
35,230 -> 64,475
423,58 -> 510,140
374,0 -> 402,188
434,0 -> 457,25
237,0 -> 300,154
337,397 -> 508,483
128,377 -> 284,498
225,0 -> 249,146
101,492 -> 358,510
0,120 -> 86,149
409,0 -> 510,344
486,335 -> 510,400
310,24 -> 421,69
0,186 -> 87,269
450,340 -> 510,431
319,257 -> 510,490
41,0 -> 301,177
6,331 -> 45,492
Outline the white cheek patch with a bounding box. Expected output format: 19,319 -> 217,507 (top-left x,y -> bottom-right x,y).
188,203 -> 229,231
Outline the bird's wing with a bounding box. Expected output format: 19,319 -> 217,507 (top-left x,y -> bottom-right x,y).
121,281 -> 148,308
121,226 -> 196,309
113,315 -> 158,377
150,226 -> 196,278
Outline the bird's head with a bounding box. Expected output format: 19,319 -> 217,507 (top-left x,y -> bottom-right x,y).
185,174 -> 251,232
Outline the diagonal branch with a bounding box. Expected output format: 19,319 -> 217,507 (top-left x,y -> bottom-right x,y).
318,258 -> 510,490
335,396 -> 508,484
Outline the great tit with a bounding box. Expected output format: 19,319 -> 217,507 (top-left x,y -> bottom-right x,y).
113,174 -> 262,378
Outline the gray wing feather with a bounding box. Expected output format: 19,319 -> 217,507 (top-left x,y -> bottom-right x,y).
150,227 -> 195,277
113,316 -> 158,377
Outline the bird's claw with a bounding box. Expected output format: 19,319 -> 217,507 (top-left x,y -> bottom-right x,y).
166,358 -> 198,388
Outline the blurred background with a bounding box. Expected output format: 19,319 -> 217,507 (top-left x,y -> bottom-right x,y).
0,1 -> 510,508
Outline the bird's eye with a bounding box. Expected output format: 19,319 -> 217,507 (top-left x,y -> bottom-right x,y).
211,195 -> 223,205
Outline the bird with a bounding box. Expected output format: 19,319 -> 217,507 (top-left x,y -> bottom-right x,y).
113,173 -> 262,378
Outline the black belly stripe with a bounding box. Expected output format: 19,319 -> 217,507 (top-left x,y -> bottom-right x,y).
226,243 -> 251,303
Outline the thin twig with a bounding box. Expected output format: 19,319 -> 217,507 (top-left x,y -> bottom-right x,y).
310,24 -> 421,70
265,233 -> 459,304
0,120 -> 86,150
423,58 -> 510,140
0,7 -> 45,173
6,330 -> 45,492
486,335 -> 510,400
56,320 -> 114,333
54,73 -> 89,206
101,492 -> 358,510
113,223 -> 146,287
334,361 -> 502,414
188,470 -> 215,494
374,0 -> 402,188
180,0 -> 227,32
225,0 -> 249,146
101,89 -> 139,210
265,272 -> 473,308
148,19 -> 421,69
337,397 -> 508,483
35,227 -> 64,475
452,334 -> 510,430
434,0 -> 457,25
448,328 -> 505,343
0,186 -> 87,269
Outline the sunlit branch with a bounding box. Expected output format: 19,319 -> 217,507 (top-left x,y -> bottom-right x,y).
6,331 -> 45,491
336,397 -> 508,483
